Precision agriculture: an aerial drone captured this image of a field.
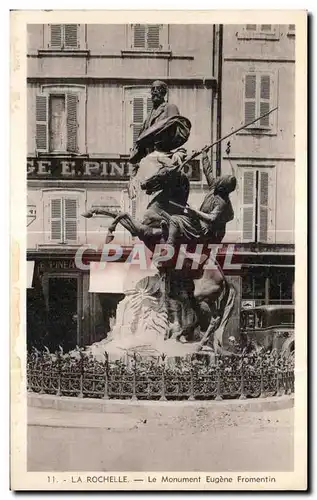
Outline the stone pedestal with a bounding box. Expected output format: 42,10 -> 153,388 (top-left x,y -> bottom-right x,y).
86,263 -> 237,362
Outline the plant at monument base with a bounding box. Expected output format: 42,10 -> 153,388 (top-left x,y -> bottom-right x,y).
27,346 -> 294,401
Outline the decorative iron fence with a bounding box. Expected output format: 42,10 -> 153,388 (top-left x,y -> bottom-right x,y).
27,349 -> 294,401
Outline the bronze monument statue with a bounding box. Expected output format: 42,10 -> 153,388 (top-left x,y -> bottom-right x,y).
82,83 -> 276,360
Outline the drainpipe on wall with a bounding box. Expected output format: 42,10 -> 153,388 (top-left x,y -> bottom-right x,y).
210,24 -> 216,175
167,24 -> 170,79
216,24 -> 223,177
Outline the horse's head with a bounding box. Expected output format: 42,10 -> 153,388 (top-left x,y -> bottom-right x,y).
141,164 -> 178,195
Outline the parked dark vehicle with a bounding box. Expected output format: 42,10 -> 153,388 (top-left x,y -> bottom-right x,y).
240,305 -> 295,359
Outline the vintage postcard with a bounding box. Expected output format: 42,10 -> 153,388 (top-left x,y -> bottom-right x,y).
10,9 -> 307,491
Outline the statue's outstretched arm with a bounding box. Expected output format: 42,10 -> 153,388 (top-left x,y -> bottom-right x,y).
201,150 -> 215,191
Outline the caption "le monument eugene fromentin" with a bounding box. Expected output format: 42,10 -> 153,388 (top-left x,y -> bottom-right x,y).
46,474 -> 277,486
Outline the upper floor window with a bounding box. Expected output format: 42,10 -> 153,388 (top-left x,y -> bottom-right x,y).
35,86 -> 86,154
129,24 -> 168,51
242,72 -> 276,132
49,24 -> 79,49
238,24 -> 279,40
240,167 -> 275,243
246,24 -> 273,33
287,24 -> 296,36
44,24 -> 86,50
124,87 -> 153,153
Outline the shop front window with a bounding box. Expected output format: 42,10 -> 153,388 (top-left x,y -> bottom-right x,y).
242,269 -> 266,306
242,267 -> 294,307
269,268 -> 294,304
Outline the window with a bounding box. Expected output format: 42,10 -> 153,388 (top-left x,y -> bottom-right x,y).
287,24 -> 295,36
43,191 -> 85,245
132,95 -> 152,146
240,167 -> 274,243
242,268 -> 294,306
246,24 -> 273,33
129,24 -> 168,51
242,270 -> 266,303
36,86 -> 85,154
124,87 -> 153,152
36,93 -> 78,153
49,24 -> 79,49
239,25 -> 279,40
49,95 -> 66,151
50,197 -> 78,243
243,73 -> 274,129
269,268 -> 294,304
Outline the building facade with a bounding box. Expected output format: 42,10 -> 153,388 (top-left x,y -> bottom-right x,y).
26,23 -> 221,351
220,24 -> 295,310
27,24 -> 295,352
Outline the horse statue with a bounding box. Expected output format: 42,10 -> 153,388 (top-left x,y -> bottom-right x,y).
83,157 -> 236,353
84,160 -> 200,249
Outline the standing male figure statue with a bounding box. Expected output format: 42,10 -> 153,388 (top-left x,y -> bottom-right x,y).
129,80 -> 181,165
128,80 -> 191,220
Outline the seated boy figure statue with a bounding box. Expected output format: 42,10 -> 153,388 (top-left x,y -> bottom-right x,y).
178,150 -> 237,244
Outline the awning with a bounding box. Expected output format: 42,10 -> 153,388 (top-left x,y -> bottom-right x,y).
27,261 -> 35,289
89,262 -> 157,294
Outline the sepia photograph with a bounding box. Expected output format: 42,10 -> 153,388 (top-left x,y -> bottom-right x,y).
10,10 -> 307,491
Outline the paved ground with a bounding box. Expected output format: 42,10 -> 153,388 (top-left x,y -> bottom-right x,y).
28,405 -> 294,472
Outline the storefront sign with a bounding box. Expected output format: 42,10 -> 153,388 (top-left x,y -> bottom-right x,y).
38,260 -> 77,272
27,157 -> 201,181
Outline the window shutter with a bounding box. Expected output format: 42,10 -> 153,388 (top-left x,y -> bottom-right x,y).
147,25 -> 160,49
260,25 -> 272,31
246,24 -> 257,31
259,75 -> 271,127
35,95 -> 49,152
132,97 -> 144,146
244,74 -> 256,125
147,97 -> 153,116
66,93 -> 78,152
50,198 -> 62,242
242,170 -> 256,241
64,24 -> 79,48
133,25 -> 146,48
258,171 -> 269,242
64,198 -> 78,241
50,24 -> 62,48
131,198 -> 137,219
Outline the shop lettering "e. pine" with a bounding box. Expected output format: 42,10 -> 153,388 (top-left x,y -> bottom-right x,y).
26,158 -> 197,180
27,159 -> 134,178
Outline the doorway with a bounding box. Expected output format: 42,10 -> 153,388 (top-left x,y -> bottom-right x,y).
47,276 -> 79,352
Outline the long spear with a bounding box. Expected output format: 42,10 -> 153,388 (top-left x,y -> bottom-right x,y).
176,106 -> 278,171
